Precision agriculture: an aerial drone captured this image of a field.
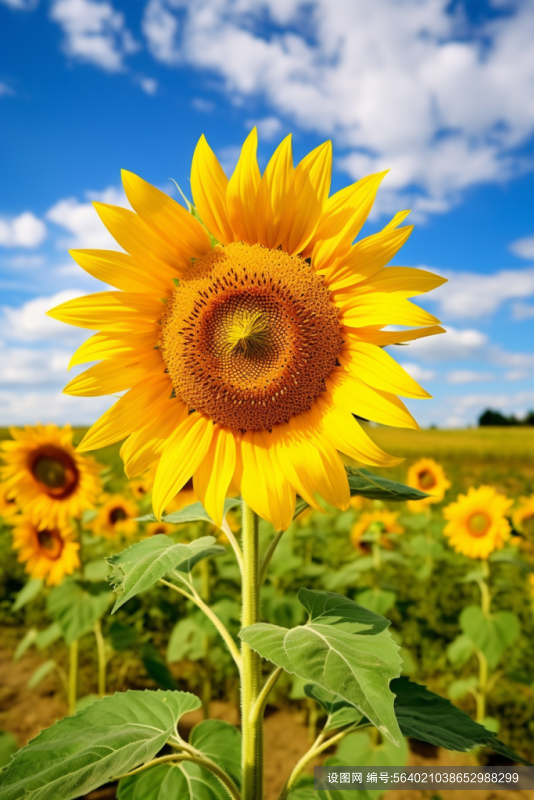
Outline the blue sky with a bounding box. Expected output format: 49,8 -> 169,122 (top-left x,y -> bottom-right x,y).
1,0 -> 534,428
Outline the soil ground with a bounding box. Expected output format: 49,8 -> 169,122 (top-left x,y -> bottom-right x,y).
1,646 -> 532,800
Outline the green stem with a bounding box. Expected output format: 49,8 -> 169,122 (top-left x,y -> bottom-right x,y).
241,499 -> 262,800
477,578 -> 491,616
476,649 -> 488,724
93,619 -> 106,697
372,542 -> 381,571
259,529 -> 285,585
68,639 -> 78,715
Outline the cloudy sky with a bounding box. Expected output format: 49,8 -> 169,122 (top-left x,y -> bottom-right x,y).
1,0 -> 534,428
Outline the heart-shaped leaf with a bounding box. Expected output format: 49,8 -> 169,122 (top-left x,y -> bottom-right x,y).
47,579 -> 112,644
460,606 -> 520,669
107,536 -> 224,612
0,690 -> 201,800
190,720 -> 242,789
240,588 -> 402,745
117,763 -> 228,800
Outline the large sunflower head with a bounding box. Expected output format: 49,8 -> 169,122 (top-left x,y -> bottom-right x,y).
0,424 -> 102,529
91,493 -> 138,538
0,483 -> 19,521
443,486 -> 512,560
351,509 -> 404,553
48,131 -> 446,531
406,457 -> 451,511
13,517 -> 80,585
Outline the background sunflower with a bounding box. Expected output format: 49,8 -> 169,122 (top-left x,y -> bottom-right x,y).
12,517 -> 80,585
443,485 -> 512,560
91,493 -> 138,538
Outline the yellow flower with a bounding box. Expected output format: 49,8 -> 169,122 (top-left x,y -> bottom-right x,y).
0,424 -> 101,529
146,521 -> 174,536
129,478 -> 150,500
406,457 -> 451,512
164,479 -> 199,515
512,495 -> 534,539
91,493 -> 138,538
48,131 -> 446,530
443,486 -> 512,560
13,517 -> 80,585
0,483 -> 19,520
351,510 -> 404,552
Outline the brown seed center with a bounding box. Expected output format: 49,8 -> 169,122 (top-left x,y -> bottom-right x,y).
418,469 -> 437,490
31,446 -> 79,499
37,528 -> 64,559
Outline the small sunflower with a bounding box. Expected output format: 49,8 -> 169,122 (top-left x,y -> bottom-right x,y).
443,486 -> 512,560
146,521 -> 174,536
0,424 -> 101,529
351,510 -> 404,553
0,484 -> 19,520
512,495 -> 534,539
13,518 -> 80,585
406,457 -> 451,512
129,478 -> 150,501
48,131 -> 446,530
164,479 -> 199,515
91,493 -> 138,538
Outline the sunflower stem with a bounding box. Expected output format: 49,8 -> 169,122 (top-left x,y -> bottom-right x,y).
241,499 -> 263,800
93,619 -> 106,697
68,639 -> 78,715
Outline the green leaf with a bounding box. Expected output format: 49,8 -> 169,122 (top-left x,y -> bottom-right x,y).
0,690 -> 201,800
448,677 -> 478,700
138,498 -> 240,527
35,623 -> 63,650
355,589 -> 396,617
13,629 -> 37,662
109,620 -> 138,652
190,720 -> 242,789
391,677 -> 531,764
28,660 -> 56,689
460,606 -> 520,669
346,468 -> 429,501
0,732 -> 18,769
84,559 -> 111,582
82,508 -> 99,525
303,684 -> 362,731
447,633 -> 474,666
141,644 -> 177,690
47,579 -> 112,645
12,579 -> 42,612
167,617 -> 210,662
117,763 -> 228,800
335,729 -> 409,768
107,535 -> 224,613
240,588 -> 402,745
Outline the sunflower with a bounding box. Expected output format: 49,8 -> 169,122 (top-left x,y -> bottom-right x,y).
406,457 -> 450,512
0,424 -> 101,529
13,517 -> 80,585
443,486 -> 512,560
0,484 -> 19,520
48,131 -> 446,531
351,510 -> 404,553
91,493 -> 138,538
512,495 -> 534,539
129,478 -> 150,500
146,521 -> 174,536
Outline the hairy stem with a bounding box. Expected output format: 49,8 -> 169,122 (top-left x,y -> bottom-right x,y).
259,529 -> 285,585
250,667 -> 283,727
241,499 -> 262,800
93,619 -> 106,697
221,518 -> 244,574
476,649 -> 489,724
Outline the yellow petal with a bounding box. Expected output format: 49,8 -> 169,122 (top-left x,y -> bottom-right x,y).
354,267 -> 447,298
121,170 -> 211,260
284,140 -> 332,255
191,135 -> 235,244
227,128 -> 261,245
47,291 -> 162,331
327,369 -> 418,429
77,374 -> 172,452
153,413 -> 214,519
257,431 -> 296,530
121,398 -> 189,478
344,324 -> 446,346
273,424 -> 323,511
68,329 -> 159,369
255,135 -> 295,250
339,342 -> 431,399
239,431 -> 272,523
69,249 -> 175,295
313,395 -> 403,467
193,426 -> 237,528
339,293 -> 441,328
93,203 -> 190,271
64,351 -> 163,397
307,171 -> 388,270
323,223 -> 413,291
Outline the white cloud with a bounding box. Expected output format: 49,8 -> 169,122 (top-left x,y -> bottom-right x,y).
144,0 -> 534,217
0,290 -> 86,344
248,117 -> 283,141
2,254 -> 45,269
139,77 -> 158,95
406,325 -> 488,362
0,0 -> 38,8
0,342 -> 72,386
505,370 -> 531,382
398,362 -> 435,383
0,212 -> 47,248
0,389 -> 113,425
0,82 -> 15,96
217,146 -> 241,177
46,185 -> 129,249
512,302 -> 534,320
191,97 -> 214,113
427,266 -> 534,319
446,370 -> 494,385
49,0 -> 139,72
510,235 -> 534,260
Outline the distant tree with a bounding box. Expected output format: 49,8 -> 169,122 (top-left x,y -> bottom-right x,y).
478,409 -> 515,426
523,410 -> 534,426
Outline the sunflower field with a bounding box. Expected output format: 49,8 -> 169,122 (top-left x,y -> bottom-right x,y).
1,135 -> 534,800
